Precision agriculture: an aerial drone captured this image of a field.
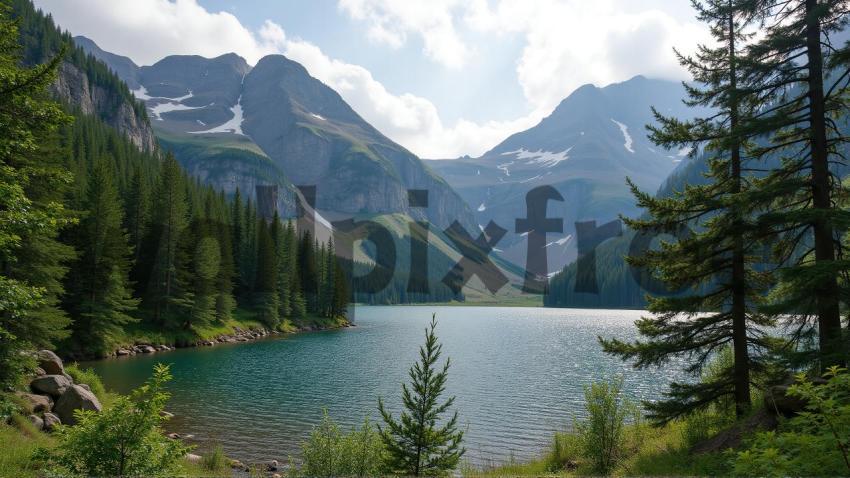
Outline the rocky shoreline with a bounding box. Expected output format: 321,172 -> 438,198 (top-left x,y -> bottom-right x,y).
110,321 -> 352,359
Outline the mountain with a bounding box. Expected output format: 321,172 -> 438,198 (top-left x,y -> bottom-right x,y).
75,36 -> 474,231
9,4 -> 156,152
427,75 -> 701,273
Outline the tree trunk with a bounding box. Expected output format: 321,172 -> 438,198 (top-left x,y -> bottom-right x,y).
805,0 -> 843,367
728,7 -> 751,417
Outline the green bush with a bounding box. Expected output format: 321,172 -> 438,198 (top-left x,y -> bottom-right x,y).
734,366 -> 850,476
575,376 -> 633,474
64,364 -> 107,401
47,363 -> 190,477
296,411 -> 385,477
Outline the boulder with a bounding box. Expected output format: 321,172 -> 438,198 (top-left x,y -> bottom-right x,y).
34,367 -> 46,376
27,414 -> 44,430
54,384 -> 102,425
17,392 -> 53,413
764,384 -> 808,416
36,350 -> 64,375
116,349 -> 131,356
30,375 -> 71,398
185,453 -> 203,464
267,459 -> 279,471
78,383 -> 91,392
43,412 -> 62,432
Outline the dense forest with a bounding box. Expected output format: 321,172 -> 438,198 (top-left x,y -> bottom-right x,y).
0,0 -> 350,372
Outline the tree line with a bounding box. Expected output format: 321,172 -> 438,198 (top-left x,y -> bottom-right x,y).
0,1 -> 349,386
594,0 -> 850,423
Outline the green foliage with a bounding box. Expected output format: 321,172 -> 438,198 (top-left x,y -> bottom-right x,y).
734,366 -> 850,477
64,364 -> 107,401
48,363 -> 189,477
295,411 -> 385,478
575,376 -> 633,475
201,443 -> 229,475
378,314 -> 465,476
0,2 -> 73,389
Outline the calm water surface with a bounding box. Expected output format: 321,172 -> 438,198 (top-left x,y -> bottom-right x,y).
85,306 -> 688,466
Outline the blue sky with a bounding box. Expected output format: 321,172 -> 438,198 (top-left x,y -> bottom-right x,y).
33,0 -> 708,158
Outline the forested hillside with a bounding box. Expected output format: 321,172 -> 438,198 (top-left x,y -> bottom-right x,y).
0,1 -> 349,367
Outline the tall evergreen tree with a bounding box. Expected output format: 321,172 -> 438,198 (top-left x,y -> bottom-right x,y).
65,159 -> 138,354
254,218 -> 279,328
601,0 -> 774,420
378,315 -> 465,475
147,154 -> 189,323
738,0 -> 850,366
0,8 -> 73,383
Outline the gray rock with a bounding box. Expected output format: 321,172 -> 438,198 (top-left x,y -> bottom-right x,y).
43,412 -> 62,432
17,392 -> 53,413
78,383 -> 91,392
30,375 -> 71,398
36,350 -> 64,375
139,345 -> 156,354
54,384 -> 102,425
185,453 -> 203,464
267,459 -> 279,471
116,349 -> 131,356
63,372 -> 74,383
34,367 -> 46,376
27,414 -> 44,430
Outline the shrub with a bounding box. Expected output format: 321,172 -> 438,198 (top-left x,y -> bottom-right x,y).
575,376 -> 633,474
297,411 -> 385,477
64,364 -> 107,401
544,431 -> 583,471
48,363 -> 189,477
734,366 -> 850,476
202,443 -> 229,474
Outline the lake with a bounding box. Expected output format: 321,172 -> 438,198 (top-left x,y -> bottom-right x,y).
84,306 -> 689,467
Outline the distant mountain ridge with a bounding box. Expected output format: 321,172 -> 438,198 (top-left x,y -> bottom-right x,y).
428,75 -> 702,273
75,36 -> 474,230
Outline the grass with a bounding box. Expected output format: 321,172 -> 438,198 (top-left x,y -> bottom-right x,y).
0,409 -> 232,478
465,417 -> 732,477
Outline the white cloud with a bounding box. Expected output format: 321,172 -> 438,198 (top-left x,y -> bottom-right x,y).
283,39 -> 540,157
338,0 -> 470,69
33,0 -> 286,65
340,0 -> 709,113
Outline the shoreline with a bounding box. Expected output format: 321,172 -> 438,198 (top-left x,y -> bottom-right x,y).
91,318 -> 353,362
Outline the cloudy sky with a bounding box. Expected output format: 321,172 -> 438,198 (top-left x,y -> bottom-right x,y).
33,0 -> 709,158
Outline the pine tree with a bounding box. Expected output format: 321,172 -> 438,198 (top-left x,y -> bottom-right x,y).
298,230 -> 319,314
288,223 -> 307,320
0,7 -> 73,384
276,219 -> 294,319
378,315 -> 465,475
601,0 -> 775,420
254,219 -> 279,328
65,159 -> 138,354
147,154 -> 189,323
737,0 -> 850,366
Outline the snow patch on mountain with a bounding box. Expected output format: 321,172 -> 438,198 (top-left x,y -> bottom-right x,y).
311,113 -> 326,121
501,147 -> 572,168
611,119 -> 634,153
191,96 -> 244,135
497,161 -> 514,177
477,202 -> 486,212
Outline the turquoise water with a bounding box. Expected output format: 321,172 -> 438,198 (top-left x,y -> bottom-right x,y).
85,306 -> 688,466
